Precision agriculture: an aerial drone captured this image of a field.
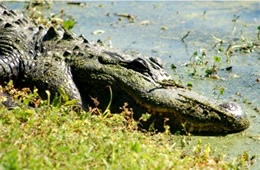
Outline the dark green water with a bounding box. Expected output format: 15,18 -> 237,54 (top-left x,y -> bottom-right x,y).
4,1 -> 260,168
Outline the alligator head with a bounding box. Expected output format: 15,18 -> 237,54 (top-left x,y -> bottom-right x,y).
68,40 -> 250,134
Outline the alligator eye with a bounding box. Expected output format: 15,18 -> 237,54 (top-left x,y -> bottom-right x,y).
128,58 -> 149,73
149,57 -> 163,68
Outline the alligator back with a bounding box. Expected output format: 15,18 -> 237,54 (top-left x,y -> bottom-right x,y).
0,5 -> 37,81
0,4 -> 83,103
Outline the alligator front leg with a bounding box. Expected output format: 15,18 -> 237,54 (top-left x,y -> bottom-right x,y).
22,56 -> 82,106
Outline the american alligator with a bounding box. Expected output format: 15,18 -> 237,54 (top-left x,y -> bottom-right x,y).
0,4 -> 250,133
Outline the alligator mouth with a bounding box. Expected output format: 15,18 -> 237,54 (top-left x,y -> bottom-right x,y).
138,108 -> 250,134
130,87 -> 250,134
139,107 -> 249,134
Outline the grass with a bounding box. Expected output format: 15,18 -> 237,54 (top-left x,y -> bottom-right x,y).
0,85 -> 253,169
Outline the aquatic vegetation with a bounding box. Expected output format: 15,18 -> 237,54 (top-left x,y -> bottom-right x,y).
184,24 -> 260,79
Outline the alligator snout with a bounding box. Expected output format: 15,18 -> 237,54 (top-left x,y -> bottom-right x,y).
219,102 -> 247,119
131,86 -> 250,133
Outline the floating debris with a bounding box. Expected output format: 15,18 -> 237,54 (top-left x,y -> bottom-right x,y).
226,66 -> 233,71
161,26 -> 168,31
114,13 -> 136,23
171,64 -> 177,70
92,30 -> 105,35
226,42 -> 260,56
229,74 -> 240,79
28,0 -> 52,8
181,31 -> 191,41
253,107 -> 260,113
139,20 -> 151,25
203,10 -> 206,17
211,74 -> 219,80
67,2 -> 88,7
98,4 -> 105,8
187,82 -> 193,87
249,135 -> 260,141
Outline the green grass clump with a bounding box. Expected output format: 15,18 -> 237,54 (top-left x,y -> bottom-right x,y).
0,87 -> 252,169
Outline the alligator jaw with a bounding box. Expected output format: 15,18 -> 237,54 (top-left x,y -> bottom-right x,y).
132,87 -> 250,133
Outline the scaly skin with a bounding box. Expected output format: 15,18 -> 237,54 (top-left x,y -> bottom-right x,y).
0,4 -> 249,133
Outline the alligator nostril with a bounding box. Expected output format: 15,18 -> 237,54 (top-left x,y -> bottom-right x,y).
219,102 -> 247,119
